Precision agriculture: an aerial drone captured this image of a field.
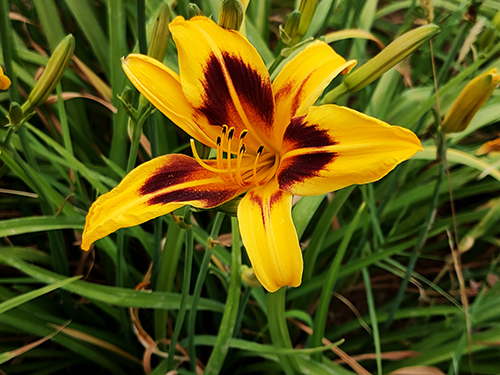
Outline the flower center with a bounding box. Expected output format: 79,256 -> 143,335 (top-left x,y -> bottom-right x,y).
190,125 -> 279,187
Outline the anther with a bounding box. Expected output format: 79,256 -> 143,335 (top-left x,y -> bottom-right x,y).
239,129 -> 248,140
253,145 -> 264,186
236,143 -> 246,186
228,127 -> 235,140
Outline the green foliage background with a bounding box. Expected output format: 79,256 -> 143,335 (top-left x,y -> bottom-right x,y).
1,0 -> 500,374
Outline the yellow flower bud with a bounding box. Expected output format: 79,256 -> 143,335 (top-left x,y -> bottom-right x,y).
323,24 -> 439,103
0,66 -> 11,90
280,10 -> 301,46
218,0 -> 244,31
147,3 -> 171,62
441,68 -> 500,133
188,3 -> 204,19
240,265 -> 262,288
21,34 -> 75,115
476,136 -> 500,156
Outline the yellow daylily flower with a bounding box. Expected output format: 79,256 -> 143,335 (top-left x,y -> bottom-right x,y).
0,67 -> 11,90
81,16 -> 422,292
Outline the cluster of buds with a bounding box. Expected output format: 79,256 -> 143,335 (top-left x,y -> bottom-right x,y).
441,68 -> 500,133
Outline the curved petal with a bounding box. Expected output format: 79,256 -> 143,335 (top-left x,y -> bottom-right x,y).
238,179 -> 302,292
122,54 -> 216,147
272,41 -> 356,144
82,154 -> 246,250
169,16 -> 276,152
277,105 -> 423,196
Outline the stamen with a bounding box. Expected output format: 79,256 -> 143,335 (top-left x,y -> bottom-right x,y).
190,139 -> 226,174
236,143 -> 246,186
226,127 -> 236,183
216,136 -> 223,171
239,129 -> 248,140
253,146 -> 264,186
260,154 -> 280,185
237,129 -> 248,162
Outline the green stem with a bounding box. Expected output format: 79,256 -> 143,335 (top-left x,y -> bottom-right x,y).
267,287 -> 300,375
311,202 -> 365,358
204,216 -> 242,375
137,0 -> 147,54
154,214 -> 184,349
167,206 -> 194,371
302,186 -> 355,281
0,0 -> 20,102
187,212 -> 225,371
361,259 -> 382,375
384,130 -> 445,328
108,0 -> 127,168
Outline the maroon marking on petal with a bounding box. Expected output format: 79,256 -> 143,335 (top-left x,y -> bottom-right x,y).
274,82 -> 294,104
139,156 -> 201,196
148,185 -> 237,207
197,54 -> 232,126
278,152 -> 336,191
275,72 -> 313,118
248,190 -> 266,228
269,190 -> 284,207
283,116 -> 337,150
197,53 -> 273,128
222,52 -> 274,126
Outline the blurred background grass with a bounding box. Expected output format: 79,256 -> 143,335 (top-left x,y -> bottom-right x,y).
1,0 -> 500,374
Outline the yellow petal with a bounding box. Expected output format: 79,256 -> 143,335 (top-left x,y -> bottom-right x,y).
122,54 -> 216,147
237,179 -> 302,292
277,105 -> 422,196
169,16 -> 276,152
0,69 -> 11,90
82,154 -> 246,250
272,41 -> 356,144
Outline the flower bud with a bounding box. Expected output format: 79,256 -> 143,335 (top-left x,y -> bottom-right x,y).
0,67 -> 11,90
218,0 -> 244,31
188,3 -> 204,19
240,265 -> 262,288
216,196 -> 242,216
147,3 -> 171,62
293,0 -> 318,45
476,136 -> 500,156
476,137 -> 500,156
280,10 -> 301,45
118,86 -> 137,119
441,68 -> 500,133
21,34 -> 75,115
420,0 -> 434,23
323,24 -> 439,103
7,102 -> 23,126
